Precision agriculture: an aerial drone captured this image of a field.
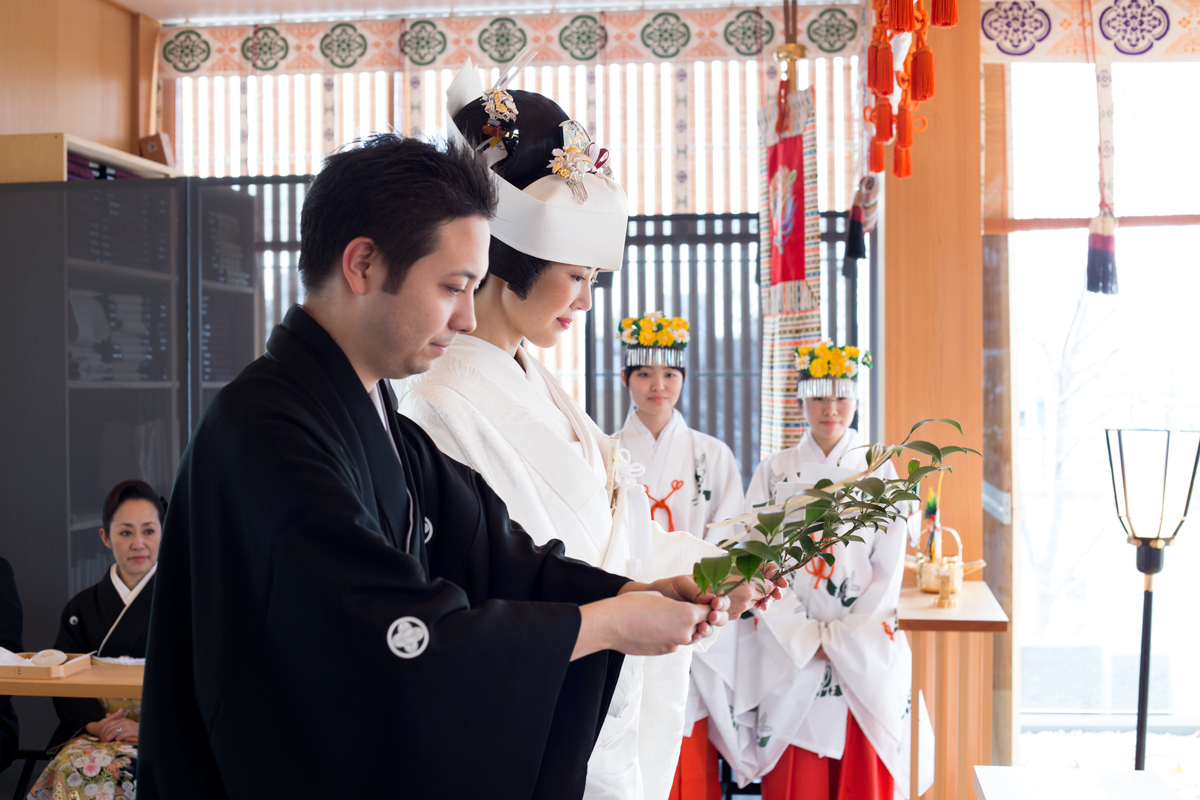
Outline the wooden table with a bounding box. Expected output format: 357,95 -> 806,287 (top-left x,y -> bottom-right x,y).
899,582 -> 1008,800
972,765 -> 1174,800
0,663 -> 142,699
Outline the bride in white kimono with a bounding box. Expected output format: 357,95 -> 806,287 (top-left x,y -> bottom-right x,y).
726,343 -> 934,800
396,61 -> 782,800
615,312 -> 745,800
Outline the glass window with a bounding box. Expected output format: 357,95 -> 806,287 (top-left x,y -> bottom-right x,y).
1011,63 -> 1200,786
1112,63 -> 1200,216
1011,63 -> 1099,219
1014,225 -> 1200,721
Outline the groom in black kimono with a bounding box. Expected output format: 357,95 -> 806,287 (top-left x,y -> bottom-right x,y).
139,135 -> 756,799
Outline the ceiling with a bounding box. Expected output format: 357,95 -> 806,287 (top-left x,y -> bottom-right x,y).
135,0 -> 829,26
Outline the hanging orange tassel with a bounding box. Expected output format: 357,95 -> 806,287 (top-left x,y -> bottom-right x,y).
870,139 -> 886,173
894,145 -> 912,178
875,38 -> 895,96
874,96 -> 894,142
867,37 -> 881,93
931,0 -> 958,26
890,0 -> 915,32
896,104 -> 913,148
910,44 -> 934,101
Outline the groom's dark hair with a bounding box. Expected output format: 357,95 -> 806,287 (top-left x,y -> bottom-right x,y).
298,134 -> 497,294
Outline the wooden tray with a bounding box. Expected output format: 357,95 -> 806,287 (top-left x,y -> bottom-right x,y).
0,653 -> 92,680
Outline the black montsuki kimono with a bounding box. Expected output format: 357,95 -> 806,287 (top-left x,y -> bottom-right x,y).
49,570 -> 154,747
139,305 -> 629,800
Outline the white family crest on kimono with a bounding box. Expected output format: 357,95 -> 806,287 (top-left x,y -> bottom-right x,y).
702,428 -> 934,797
396,335 -> 724,800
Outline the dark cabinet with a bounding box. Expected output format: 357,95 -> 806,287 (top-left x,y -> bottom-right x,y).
0,178 -> 261,656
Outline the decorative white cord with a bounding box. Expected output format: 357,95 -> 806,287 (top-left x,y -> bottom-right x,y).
614,448 -> 646,489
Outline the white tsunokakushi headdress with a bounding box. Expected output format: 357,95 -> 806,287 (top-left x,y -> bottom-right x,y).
446,50 -> 629,272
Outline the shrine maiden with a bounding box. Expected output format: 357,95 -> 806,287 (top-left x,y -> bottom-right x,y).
397,60 -> 781,800
615,312 -> 745,800
616,313 -> 744,540
738,343 -> 934,800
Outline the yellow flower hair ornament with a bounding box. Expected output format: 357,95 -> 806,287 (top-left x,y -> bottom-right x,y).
793,341 -> 870,399
618,311 -> 689,368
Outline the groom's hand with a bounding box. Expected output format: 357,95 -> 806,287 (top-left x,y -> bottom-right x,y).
573,591 -> 709,659
621,575 -> 730,640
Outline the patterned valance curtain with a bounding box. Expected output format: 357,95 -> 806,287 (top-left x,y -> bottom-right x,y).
157,7 -> 864,77
979,0 -> 1200,61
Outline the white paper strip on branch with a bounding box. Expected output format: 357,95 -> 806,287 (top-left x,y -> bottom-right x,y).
979,0 -> 1200,63
158,7 -> 863,79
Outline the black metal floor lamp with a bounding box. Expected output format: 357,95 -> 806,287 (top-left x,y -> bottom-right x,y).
1104,429 -> 1200,770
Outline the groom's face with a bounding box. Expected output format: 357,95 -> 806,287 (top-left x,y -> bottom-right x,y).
370,215 -> 490,379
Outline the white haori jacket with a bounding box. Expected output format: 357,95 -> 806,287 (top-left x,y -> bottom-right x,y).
719,429 -> 934,797
395,335 -> 723,800
617,407 -> 746,735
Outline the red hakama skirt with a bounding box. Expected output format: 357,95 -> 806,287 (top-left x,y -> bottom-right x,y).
669,717 -> 723,800
760,712 -> 894,800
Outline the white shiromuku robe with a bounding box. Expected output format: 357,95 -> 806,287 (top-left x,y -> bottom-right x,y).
617,407 -> 746,736
396,335 -> 723,800
719,428 -> 934,797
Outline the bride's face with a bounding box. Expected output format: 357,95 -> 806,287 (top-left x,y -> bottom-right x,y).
505,262 -> 598,349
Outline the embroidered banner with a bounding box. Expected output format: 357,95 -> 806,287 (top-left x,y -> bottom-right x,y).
979,0 -> 1200,62
157,6 -> 863,78
758,89 -> 821,460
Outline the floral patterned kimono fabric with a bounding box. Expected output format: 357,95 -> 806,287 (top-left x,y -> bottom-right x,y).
28,725 -> 138,800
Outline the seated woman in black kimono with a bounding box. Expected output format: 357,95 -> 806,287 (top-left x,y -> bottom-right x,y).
28,480 -> 162,800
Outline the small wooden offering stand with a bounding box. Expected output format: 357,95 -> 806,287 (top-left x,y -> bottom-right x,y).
899,581 -> 1008,800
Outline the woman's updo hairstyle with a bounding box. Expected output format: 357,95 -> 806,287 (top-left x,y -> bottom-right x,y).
453,89 -> 571,299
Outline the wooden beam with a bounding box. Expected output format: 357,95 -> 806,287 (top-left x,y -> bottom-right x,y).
982,62 -> 1019,770
985,215 -> 1200,234
132,13 -> 162,147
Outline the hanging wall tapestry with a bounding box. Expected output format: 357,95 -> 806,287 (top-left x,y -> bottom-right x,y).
157,7 -> 861,78
758,87 -> 820,459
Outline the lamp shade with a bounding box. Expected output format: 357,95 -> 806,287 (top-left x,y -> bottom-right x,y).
1105,429 -> 1200,545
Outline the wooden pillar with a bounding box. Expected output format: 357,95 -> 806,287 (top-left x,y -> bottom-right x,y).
883,0 -> 984,566
982,62 -> 1020,768
131,12 -> 161,149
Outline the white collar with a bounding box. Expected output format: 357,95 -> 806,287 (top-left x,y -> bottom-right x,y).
803,427 -> 859,467
454,334 -> 527,382
109,562 -> 157,607
624,407 -> 685,451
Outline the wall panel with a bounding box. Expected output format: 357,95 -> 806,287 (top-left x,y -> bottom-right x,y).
884,0 -> 984,565
0,0 -> 142,152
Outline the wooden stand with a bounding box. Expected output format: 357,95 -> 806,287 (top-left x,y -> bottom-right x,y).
899,582 -> 1008,800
